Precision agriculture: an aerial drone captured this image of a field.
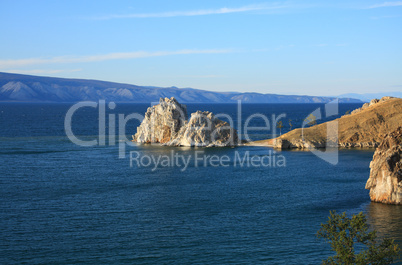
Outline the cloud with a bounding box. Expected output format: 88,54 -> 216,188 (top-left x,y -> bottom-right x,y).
0,49 -> 233,68
368,1 -> 402,8
92,3 -> 288,20
4,69 -> 82,75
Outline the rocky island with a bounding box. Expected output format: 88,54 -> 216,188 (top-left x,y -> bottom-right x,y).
133,97 -> 238,147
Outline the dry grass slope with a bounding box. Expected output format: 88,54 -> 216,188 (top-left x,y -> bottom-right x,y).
251,97 -> 402,149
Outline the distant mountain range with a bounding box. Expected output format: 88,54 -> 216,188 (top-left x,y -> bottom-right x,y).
0,72 -> 362,103
338,92 -> 402,102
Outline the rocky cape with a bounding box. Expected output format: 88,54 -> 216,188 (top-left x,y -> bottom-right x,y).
365,127 -> 402,205
133,97 -> 238,147
0,72 -> 362,103
251,97 -> 402,149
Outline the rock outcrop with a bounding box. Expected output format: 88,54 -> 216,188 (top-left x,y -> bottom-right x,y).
134,97 -> 238,147
134,97 -> 187,144
167,111 -> 238,147
250,97 -> 402,149
365,127 -> 402,204
350,97 -> 393,115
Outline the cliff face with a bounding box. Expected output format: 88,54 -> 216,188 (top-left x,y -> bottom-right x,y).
365,127 -> 402,205
167,111 -> 238,147
134,97 -> 188,144
134,97 -> 238,147
251,97 -> 402,149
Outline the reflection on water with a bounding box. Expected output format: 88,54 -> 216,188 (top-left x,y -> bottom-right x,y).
366,202 -> 402,263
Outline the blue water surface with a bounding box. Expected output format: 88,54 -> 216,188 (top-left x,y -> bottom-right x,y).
0,102 -> 401,264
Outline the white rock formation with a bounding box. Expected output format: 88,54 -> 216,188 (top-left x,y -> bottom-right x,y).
133,98 -> 238,147
134,97 -> 187,144
166,111 -> 238,147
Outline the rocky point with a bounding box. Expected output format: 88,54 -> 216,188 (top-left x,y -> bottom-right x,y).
365,127 -> 402,204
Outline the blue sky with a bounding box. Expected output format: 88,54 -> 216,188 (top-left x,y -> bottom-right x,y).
0,0 -> 401,96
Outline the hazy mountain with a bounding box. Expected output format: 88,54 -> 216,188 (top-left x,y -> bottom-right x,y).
0,72 -> 362,103
338,92 -> 402,102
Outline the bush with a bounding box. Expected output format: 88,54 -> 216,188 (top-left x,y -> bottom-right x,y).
317,211 -> 400,264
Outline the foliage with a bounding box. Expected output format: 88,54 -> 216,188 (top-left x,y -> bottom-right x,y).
345,110 -> 351,115
317,211 -> 400,265
277,120 -> 284,135
304,113 -> 317,126
289,119 -> 293,131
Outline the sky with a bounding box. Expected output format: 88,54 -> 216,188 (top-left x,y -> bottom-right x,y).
0,0 -> 401,96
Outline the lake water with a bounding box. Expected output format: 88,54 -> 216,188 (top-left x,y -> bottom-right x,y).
0,102 -> 401,264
